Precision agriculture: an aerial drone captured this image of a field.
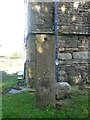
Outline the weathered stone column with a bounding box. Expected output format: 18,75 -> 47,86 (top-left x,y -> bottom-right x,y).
25,1 -> 56,106
35,35 -> 56,106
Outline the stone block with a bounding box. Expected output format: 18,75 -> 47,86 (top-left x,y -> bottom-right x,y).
59,76 -> 68,82
58,53 -> 72,60
30,44 -> 35,54
30,35 -> 36,44
59,71 -> 66,76
30,54 -> 35,62
73,51 -> 88,60
58,59 -> 88,65
31,25 -> 37,31
56,82 -> 71,100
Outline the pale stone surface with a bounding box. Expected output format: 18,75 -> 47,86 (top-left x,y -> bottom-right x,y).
58,59 -> 88,65
58,53 -> 72,60
56,82 -> 71,91
56,82 -> 71,100
8,88 -> 35,94
73,52 -> 88,60
59,71 -> 66,76
9,89 -> 21,94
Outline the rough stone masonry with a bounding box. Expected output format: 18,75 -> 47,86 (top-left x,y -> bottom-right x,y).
24,0 -> 90,88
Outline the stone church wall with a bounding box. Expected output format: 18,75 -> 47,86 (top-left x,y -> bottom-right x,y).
25,1 -> 90,87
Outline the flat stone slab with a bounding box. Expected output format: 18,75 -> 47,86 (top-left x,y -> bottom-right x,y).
8,87 -> 35,94
9,89 -> 21,94
20,87 -> 35,92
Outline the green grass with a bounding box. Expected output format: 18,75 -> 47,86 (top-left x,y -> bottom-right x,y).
2,72 -> 18,89
2,89 -> 89,118
1,68 -> 89,118
64,95 -> 88,118
2,92 -> 55,118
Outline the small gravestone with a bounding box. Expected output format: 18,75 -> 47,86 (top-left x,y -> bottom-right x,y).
17,71 -> 24,86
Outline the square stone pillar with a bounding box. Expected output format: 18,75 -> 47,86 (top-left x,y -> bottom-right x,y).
35,35 -> 56,106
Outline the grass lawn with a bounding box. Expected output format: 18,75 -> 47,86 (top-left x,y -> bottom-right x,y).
1,71 -> 25,95
2,74 -> 89,119
2,72 -> 18,89
2,89 -> 88,118
0,58 -> 24,93
1,61 -> 89,118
